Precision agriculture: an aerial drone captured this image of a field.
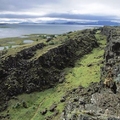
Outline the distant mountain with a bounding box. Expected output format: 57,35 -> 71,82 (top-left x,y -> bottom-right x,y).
7,20 -> 120,26
18,22 -> 35,24
0,23 -> 8,25
46,20 -> 120,26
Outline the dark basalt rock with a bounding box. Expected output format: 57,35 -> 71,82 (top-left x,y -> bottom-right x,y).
0,69 -> 8,78
101,26 -> 120,92
87,63 -> 93,67
78,115 -> 90,120
40,108 -> 47,115
108,118 -> 120,120
22,101 -> 28,108
49,104 -> 57,112
0,30 -> 98,112
45,109 -> 59,120
60,97 -> 66,102
53,109 -> 59,116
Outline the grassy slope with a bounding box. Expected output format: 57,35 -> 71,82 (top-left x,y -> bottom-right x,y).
0,34 -> 48,46
1,31 -> 106,120
1,33 -> 68,59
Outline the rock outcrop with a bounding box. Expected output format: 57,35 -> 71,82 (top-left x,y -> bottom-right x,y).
0,29 -> 98,112
61,26 -> 120,120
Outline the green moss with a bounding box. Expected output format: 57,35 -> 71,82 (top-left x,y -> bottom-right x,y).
4,88 -> 65,120
65,47 -> 104,87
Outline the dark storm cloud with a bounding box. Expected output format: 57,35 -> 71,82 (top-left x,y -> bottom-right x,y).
0,12 -> 115,21
45,13 -> 115,21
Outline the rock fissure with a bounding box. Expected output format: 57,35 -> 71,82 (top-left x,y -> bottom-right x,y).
0,30 -> 98,112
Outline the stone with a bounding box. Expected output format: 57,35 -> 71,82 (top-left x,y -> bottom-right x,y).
11,96 -> 18,100
49,104 -> 57,112
87,64 -> 93,67
60,97 -> 65,102
22,101 -> 28,108
40,108 -> 47,115
107,117 -> 120,120
46,37 -> 52,42
45,116 -> 52,120
73,97 -> 79,102
78,114 -> 89,120
53,110 -> 59,116
59,78 -> 64,83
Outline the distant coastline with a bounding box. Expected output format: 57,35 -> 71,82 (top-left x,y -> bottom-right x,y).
0,24 -> 101,38
1,19 -> 120,26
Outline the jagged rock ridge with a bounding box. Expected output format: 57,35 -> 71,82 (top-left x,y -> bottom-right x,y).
0,29 -> 98,112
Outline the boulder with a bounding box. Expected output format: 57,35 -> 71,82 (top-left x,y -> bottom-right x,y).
87,63 -> 93,67
49,104 -> 57,112
40,108 -> 47,115
60,97 -> 65,102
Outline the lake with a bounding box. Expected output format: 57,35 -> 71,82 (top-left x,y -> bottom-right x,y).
0,24 -> 102,38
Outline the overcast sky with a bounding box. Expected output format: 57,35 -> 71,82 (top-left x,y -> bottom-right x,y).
0,0 -> 120,23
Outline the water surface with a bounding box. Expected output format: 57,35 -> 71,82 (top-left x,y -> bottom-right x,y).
0,24 -> 102,38
23,40 -> 34,44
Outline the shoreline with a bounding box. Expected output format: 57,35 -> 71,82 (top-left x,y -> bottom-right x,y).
0,24 -> 101,39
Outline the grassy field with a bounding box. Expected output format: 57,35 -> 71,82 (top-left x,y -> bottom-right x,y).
0,30 -> 106,120
0,34 -> 47,46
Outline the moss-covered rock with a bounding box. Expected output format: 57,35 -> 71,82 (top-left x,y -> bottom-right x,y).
0,29 -> 99,112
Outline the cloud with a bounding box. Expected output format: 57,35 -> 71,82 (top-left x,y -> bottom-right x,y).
0,12 -> 115,20
45,13 -> 115,21
0,0 -> 120,23
0,13 -> 40,19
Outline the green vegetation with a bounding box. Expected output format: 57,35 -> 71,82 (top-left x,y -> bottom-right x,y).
0,29 -> 106,120
65,48 -> 104,88
0,29 -> 90,58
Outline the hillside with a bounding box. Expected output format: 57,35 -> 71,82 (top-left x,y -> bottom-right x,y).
0,26 -> 120,120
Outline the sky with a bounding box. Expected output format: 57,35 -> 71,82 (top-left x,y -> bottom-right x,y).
0,0 -> 120,23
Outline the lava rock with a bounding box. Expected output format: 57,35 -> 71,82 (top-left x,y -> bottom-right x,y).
40,108 -> 47,115
49,104 -> 57,112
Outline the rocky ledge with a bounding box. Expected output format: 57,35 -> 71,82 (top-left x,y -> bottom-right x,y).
0,29 -> 98,112
61,26 -> 120,120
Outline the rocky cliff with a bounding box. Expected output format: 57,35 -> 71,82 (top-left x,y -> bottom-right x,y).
0,29 -> 98,112
61,26 -> 120,120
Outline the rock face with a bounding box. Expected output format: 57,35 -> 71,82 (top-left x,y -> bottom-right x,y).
101,26 -> 120,92
61,26 -> 120,120
0,30 -> 98,112
61,84 -> 120,119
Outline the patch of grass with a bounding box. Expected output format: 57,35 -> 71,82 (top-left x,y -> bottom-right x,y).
65,47 -> 104,87
3,87 -> 65,120
96,30 -> 101,34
